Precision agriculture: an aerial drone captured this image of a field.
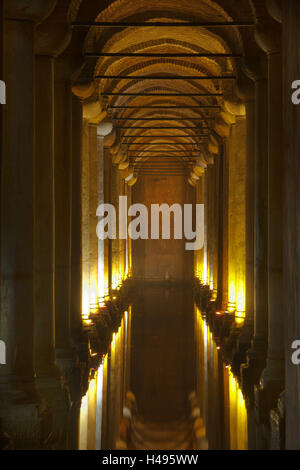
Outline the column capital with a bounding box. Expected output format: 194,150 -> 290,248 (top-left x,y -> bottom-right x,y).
35,14 -> 71,57
266,0 -> 282,23
82,99 -> 107,124
255,20 -> 282,55
4,0 -> 56,24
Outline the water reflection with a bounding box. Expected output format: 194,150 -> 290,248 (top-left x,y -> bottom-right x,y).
194,306 -> 248,450
79,284 -> 248,450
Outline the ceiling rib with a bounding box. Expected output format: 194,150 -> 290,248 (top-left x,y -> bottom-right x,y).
86,52 -> 242,58
72,21 -> 254,28
96,74 -> 235,79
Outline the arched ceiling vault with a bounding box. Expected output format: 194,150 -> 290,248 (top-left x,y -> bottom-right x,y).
68,0 -> 264,183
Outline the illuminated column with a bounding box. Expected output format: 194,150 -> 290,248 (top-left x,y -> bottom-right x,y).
54,57 -> 73,357
0,0 -> 56,443
111,165 -> 119,289
89,124 -> 98,310
207,164 -> 214,292
212,156 -> 220,300
245,92 -> 255,328
221,146 -> 229,310
282,0 -> 300,448
97,122 -> 113,303
97,131 -> 105,305
227,116 -> 246,320
203,170 -> 209,285
216,145 -> 224,308
127,187 -> 133,277
195,176 -> 205,281
104,147 -> 112,292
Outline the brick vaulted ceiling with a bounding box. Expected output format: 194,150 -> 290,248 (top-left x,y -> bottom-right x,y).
57,0 -> 271,182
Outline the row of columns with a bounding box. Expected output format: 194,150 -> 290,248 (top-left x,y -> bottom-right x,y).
200,4 -> 289,448
0,3 -> 84,447
194,6 -> 285,446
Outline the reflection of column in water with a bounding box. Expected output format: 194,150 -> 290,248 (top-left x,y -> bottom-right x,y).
78,376 -> 97,450
79,392 -> 88,450
227,369 -> 248,450
108,333 -> 116,448
194,307 -> 208,439
203,319 -> 208,431
101,354 -> 108,449
95,364 -> 104,450
87,377 -> 97,449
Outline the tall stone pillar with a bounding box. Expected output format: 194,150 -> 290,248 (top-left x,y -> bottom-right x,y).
244,71 -> 269,389
255,22 -> 284,403
252,21 -> 284,448
260,49 -> 284,390
34,55 -> 57,378
245,94 -> 255,330
97,122 -> 114,303
81,119 -> 90,318
70,95 -> 83,342
282,0 -> 300,449
54,58 -> 73,359
227,117 -> 246,320
0,0 -> 56,447
88,124 -> 99,309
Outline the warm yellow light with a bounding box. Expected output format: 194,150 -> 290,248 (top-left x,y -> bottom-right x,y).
236,283 -> 245,317
111,332 -> 116,350
82,281 -> 90,319
89,279 -> 97,307
79,392 -> 88,450
228,280 -> 236,312
227,369 -> 248,450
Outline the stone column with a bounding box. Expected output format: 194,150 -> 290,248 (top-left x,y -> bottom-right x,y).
227,117 -> 246,320
260,48 -> 284,390
244,71 -> 269,389
215,146 -> 223,308
245,94 -> 255,330
255,22 -> 284,400
97,122 -> 114,303
89,124 -> 99,308
81,119 -> 90,318
1,9 -> 34,392
35,57 -> 70,440
70,95 -> 83,342
0,0 -> 56,447
54,58 -> 73,359
34,55 -> 57,378
282,0 -> 300,449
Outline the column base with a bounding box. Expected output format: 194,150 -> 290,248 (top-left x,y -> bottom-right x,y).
0,381 -> 51,449
35,373 -> 70,449
254,363 -> 285,449
260,358 -> 285,389
231,320 -> 253,377
240,343 -> 267,403
270,390 -> 285,450
55,350 -> 82,403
